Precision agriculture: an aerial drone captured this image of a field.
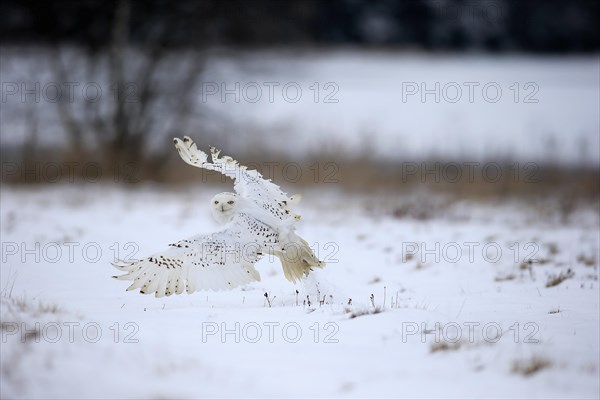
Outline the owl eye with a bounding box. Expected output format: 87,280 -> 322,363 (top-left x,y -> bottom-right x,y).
227,200 -> 235,205
214,200 -> 219,204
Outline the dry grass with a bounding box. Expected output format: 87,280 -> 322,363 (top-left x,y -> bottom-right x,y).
511,356 -> 552,376
13,297 -> 61,315
495,273 -> 516,282
346,307 -> 383,319
1,295 -> 62,318
547,243 -> 559,255
546,269 -> 575,288
430,341 -> 462,353
577,254 -> 597,267
519,261 -> 533,270
415,262 -> 428,271
0,296 -> 62,346
0,271 -> 18,299
3,146 -> 599,201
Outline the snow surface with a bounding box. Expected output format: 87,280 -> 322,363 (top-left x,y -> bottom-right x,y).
1,184 -> 598,399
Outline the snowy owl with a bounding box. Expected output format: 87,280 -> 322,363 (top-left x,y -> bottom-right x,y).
113,136 -> 325,297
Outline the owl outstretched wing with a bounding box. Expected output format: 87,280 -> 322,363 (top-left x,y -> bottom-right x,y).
112,215 -> 265,297
173,136 -> 301,221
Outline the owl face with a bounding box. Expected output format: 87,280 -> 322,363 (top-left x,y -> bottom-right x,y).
210,192 -> 239,223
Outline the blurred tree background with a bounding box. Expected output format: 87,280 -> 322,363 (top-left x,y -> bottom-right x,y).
2,0 -> 599,51
0,0 -> 598,190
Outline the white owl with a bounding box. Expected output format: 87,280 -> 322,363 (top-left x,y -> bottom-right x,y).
113,136 -> 325,297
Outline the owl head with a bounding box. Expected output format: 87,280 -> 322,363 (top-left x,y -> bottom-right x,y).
210,192 -> 240,224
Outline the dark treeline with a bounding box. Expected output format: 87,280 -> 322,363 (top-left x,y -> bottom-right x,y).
1,0 -> 598,53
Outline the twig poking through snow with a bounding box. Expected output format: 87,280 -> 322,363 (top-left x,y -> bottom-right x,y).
316,283 -> 321,306
0,270 -> 17,299
264,292 -> 274,308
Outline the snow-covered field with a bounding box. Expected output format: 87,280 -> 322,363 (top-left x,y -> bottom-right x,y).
1,184 -> 598,399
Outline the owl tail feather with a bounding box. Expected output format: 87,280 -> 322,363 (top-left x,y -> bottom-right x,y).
276,232 -> 325,284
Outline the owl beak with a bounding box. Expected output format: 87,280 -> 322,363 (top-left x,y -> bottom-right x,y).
220,205 -> 225,212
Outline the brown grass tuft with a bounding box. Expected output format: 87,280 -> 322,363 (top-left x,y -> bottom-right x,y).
347,307 -> 383,319
430,341 -> 462,353
512,356 -> 552,376
546,269 -> 575,288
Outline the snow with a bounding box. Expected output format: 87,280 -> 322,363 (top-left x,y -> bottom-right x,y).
1,184 -> 598,399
